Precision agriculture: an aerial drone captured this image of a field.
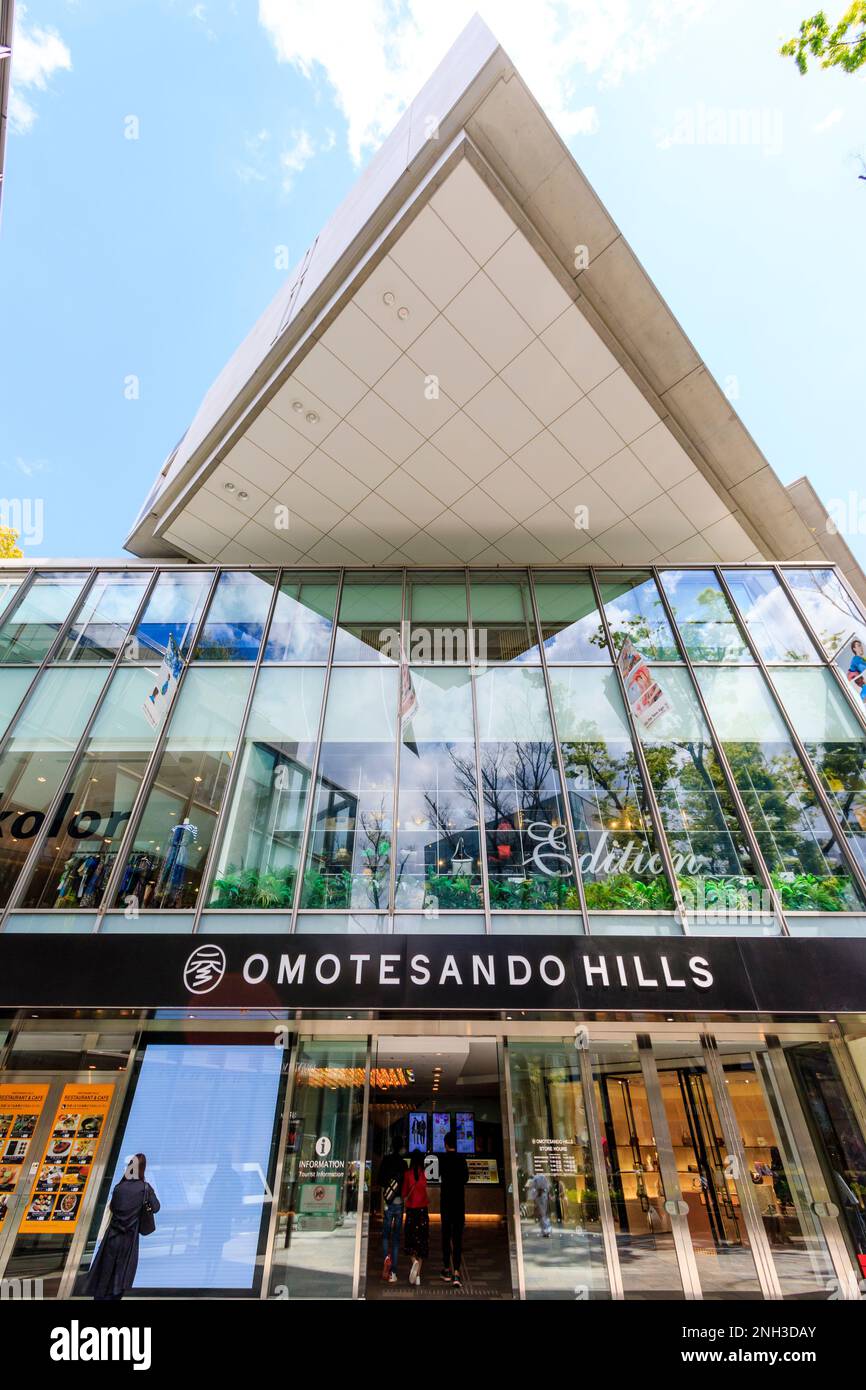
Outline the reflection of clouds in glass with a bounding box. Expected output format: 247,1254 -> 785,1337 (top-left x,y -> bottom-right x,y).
267,600 -> 333,660
542,620 -> 603,662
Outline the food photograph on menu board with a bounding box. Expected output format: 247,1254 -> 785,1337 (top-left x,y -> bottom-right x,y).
19,1084 -> 114,1233
408,1111 -> 429,1152
455,1112 -> 475,1154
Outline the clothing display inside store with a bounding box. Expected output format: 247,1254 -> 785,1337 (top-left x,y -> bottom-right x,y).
55,852 -> 113,907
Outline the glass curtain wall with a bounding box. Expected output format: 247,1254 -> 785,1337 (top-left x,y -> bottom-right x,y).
1,563 -> 866,933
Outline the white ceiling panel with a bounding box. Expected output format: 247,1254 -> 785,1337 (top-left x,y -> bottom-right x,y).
352,492 -> 419,547
433,509 -> 489,560
406,315 -> 495,406
244,411 -> 313,473
347,391 -> 425,464
463,379 -> 541,454
429,161 -> 514,264
399,530 -> 462,564
353,254 -> 438,348
496,525 -> 558,565
454,486 -> 516,542
266,474 -> 343,532
524,499 -> 584,559
430,412 -> 505,482
373,356 -> 458,436
500,339 -> 583,425
512,433 -> 584,499
327,516 -> 396,563
589,367 -> 659,443
296,450 -> 370,511
320,301 -> 402,387
293,342 -> 368,416
669,471 -> 731,528
375,467 -> 446,528
443,270 -> 534,371
319,421 -> 396,489
549,397 -> 625,471
590,447 -> 662,512
630,421 -> 697,489
269,379 -> 340,443
402,441 -> 473,507
389,205 -> 478,308
203,461 -> 268,519
632,494 -> 695,551
480,459 -> 548,523
234,518 -> 303,564
555,473 -> 624,535
541,304 -> 619,392
485,230 -> 572,333
702,513 -> 757,561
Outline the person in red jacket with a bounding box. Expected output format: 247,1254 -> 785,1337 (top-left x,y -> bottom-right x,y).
402,1149 -> 429,1287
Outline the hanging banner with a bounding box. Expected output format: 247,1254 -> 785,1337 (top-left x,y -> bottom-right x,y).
617,637 -> 670,729
19,1083 -> 115,1234
0,1083 -> 50,1227
142,632 -> 184,730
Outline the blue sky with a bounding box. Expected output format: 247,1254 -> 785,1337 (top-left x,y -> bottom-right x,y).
1,0 -> 864,562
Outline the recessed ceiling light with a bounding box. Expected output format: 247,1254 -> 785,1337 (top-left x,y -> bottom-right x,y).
382,291 -> 396,306
224,481 -> 236,492
238,490 -> 249,500
397,306 -> 409,320
292,400 -> 304,413
306,411 -> 319,424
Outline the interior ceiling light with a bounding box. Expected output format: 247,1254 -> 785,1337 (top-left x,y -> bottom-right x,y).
306,411 -> 319,424
397,306 -> 409,320
238,490 -> 249,500
291,400 -> 304,413
223,481 -> 236,492
382,291 -> 396,306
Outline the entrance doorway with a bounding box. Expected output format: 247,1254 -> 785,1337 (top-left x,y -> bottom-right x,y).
364,1037 -> 513,1299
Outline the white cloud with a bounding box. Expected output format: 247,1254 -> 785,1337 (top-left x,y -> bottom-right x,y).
280,127 -> 316,190
9,3 -> 72,135
814,108 -> 843,133
257,0 -> 707,163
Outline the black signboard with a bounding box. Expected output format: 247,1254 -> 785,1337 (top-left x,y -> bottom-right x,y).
2,932 -> 866,1015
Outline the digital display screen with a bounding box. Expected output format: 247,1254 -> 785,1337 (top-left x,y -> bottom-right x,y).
456,1112 -> 475,1155
408,1112 -> 429,1153
432,1113 -> 450,1152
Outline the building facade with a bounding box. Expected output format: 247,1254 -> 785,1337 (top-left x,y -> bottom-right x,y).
4,20 -> 866,1302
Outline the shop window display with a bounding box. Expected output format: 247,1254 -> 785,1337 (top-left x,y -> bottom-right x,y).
549,667 -> 675,911
393,666 -> 482,911
474,667 -> 577,910
0,668 -> 108,907
301,667 -> 399,909
207,667 -> 325,910
697,666 -> 865,911
113,668 -> 253,911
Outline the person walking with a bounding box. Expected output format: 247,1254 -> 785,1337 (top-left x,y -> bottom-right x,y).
85,1153 -> 160,1300
402,1149 -> 429,1287
527,1171 -> 552,1236
378,1134 -> 407,1282
439,1130 -> 469,1287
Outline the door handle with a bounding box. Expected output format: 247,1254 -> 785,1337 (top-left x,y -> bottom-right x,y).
665,1199 -> 690,1217
811,1200 -> 839,1219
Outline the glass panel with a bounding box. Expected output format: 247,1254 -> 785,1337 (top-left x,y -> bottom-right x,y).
469,572 -> 538,664
634,667 -> 765,917
332,573 -> 402,662
132,569 -> 212,662
394,667 -> 482,911
113,667 -> 253,910
193,570 -> 275,661
0,571 -> 89,664
0,668 -> 108,907
0,573 -> 25,616
301,667 -> 398,909
785,567 -> 864,658
207,667 -> 325,909
16,668 -> 167,909
698,667 -> 864,911
55,571 -> 151,662
533,572 -> 606,662
0,667 -> 36,738
787,1042 -> 866,1272
79,1043 -> 282,1292
723,569 -> 818,663
474,667 -> 578,910
550,667 -> 675,910
658,569 -> 750,662
406,571 -> 470,663
597,571 -> 680,660
716,1043 -> 836,1298
509,1042 -> 610,1299
591,1040 -> 685,1297
268,1039 -> 367,1299
263,572 -> 338,661
771,667 -> 866,879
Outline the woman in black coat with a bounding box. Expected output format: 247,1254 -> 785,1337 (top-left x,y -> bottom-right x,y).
85,1153 -> 160,1300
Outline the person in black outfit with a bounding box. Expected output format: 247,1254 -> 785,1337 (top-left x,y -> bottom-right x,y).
439,1130 -> 469,1287
378,1134 -> 407,1281
85,1153 -> 160,1300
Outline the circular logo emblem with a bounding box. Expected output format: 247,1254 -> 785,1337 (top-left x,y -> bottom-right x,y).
315,1136 -> 332,1157
183,944 -> 227,996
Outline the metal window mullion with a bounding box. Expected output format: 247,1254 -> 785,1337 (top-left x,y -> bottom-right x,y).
652,566 -> 789,934
715,567 -> 866,907
637,1038 -> 702,1298
773,564 -> 866,738
191,570 -> 286,932
0,568 -> 38,639
288,568 -> 346,933
700,1033 -> 782,1299
90,567 -> 223,930
466,567 -> 492,935
352,1034 -> 373,1300
386,570 -> 408,925
588,569 -> 689,931
260,1031 -> 297,1299
527,568 -> 589,934
0,567 -> 161,928
577,1044 -> 624,1297
500,1037 -> 526,1299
